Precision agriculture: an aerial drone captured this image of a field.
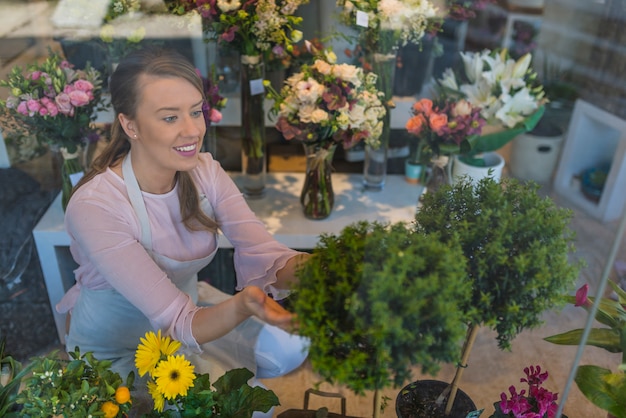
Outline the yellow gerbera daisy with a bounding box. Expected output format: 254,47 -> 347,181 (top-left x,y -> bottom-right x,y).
135,330 -> 181,377
147,379 -> 166,413
153,354 -> 196,400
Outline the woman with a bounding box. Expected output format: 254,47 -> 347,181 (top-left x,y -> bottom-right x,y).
56,47 -> 309,414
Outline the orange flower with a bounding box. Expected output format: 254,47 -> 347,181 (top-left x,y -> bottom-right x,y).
405,114 -> 426,136
115,386 -> 131,404
429,113 -> 448,135
412,98 -> 433,116
101,401 -> 120,418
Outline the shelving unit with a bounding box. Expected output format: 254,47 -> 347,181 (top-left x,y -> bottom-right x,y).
553,100 -> 626,223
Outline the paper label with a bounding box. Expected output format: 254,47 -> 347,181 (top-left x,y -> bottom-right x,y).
356,10 -> 369,27
69,171 -> 84,187
250,79 -> 265,96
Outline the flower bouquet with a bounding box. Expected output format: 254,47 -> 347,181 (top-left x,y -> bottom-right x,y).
135,330 -> 279,417
405,96 -> 486,188
0,49 -> 105,209
490,365 -> 567,418
265,53 -> 386,218
545,283 -> 626,417
336,0 -> 440,187
197,67 -> 228,156
167,0 -> 308,196
436,48 -> 547,164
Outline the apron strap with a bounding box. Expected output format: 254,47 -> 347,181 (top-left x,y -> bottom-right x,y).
122,153 -> 153,251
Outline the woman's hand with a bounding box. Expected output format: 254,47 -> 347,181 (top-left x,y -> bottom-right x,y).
238,286 -> 297,332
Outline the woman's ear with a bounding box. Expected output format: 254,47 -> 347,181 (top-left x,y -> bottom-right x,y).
118,113 -> 136,139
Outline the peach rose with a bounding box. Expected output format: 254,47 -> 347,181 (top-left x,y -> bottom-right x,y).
406,114 -> 426,136
412,98 -> 433,116
429,113 -> 448,135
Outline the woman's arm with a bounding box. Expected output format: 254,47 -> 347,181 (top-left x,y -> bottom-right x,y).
191,286 -> 294,344
273,252 -> 311,290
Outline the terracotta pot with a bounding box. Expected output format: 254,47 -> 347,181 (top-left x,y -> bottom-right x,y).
396,380 -> 477,418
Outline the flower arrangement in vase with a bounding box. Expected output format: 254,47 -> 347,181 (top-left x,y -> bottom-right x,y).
544,283 -> 626,417
167,0 -> 308,197
405,97 -> 486,190
197,67 -> 227,157
336,0 -> 440,189
410,175 -> 582,417
436,48 -> 547,167
265,47 -> 386,219
135,330 -> 278,417
490,365 -> 568,418
0,49 -> 105,210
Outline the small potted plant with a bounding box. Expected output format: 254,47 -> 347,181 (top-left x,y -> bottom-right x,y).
290,220 -> 473,418
489,365 -> 567,418
545,283 -> 626,417
405,176 -> 582,417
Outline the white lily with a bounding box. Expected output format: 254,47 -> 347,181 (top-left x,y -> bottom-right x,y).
495,88 -> 538,128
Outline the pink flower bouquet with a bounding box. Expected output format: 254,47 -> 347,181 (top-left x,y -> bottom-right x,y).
0,49 -> 104,154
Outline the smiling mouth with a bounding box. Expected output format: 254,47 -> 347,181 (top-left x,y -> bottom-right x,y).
174,143 -> 197,152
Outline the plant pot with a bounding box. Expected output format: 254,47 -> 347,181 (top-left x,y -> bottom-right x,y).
449,152 -> 505,186
396,380 -> 477,418
509,120 -> 563,183
405,160 -> 425,184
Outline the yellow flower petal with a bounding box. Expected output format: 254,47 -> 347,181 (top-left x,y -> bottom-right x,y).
153,355 -> 196,400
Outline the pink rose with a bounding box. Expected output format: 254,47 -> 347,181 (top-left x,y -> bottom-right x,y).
55,93 -> 73,115
69,90 -> 90,107
45,101 -> 59,117
429,113 -> 448,135
39,107 -> 48,116
73,80 -> 94,92
64,84 -> 75,94
60,60 -> 72,69
17,101 -> 29,115
26,99 -> 42,116
29,71 -> 42,81
209,108 -> 222,124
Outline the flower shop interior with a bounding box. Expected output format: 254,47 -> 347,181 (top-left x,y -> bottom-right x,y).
1,0 -> 626,417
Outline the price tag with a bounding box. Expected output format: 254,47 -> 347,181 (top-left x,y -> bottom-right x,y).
69,171 -> 84,187
250,78 -> 265,96
356,10 -> 368,27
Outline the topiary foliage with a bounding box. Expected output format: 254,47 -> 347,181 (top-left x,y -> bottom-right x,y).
291,220 -> 471,395
413,176 -> 582,350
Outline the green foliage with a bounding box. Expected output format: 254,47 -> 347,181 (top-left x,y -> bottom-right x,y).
144,367 -> 278,417
15,347 -> 134,418
0,338 -> 32,417
574,364 -> 626,417
414,176 -> 581,350
291,220 -> 472,394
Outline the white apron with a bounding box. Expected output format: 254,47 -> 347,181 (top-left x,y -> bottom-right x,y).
65,154 -> 262,382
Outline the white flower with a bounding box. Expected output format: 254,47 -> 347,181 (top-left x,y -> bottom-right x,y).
495,88 -> 539,128
348,104 -> 366,127
291,30 -> 303,43
336,108 -> 351,130
451,99 -> 473,117
298,104 -> 316,123
331,64 -> 362,87
217,0 -> 241,12
295,78 -> 325,104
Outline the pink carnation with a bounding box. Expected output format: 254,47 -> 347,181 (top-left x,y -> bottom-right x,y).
26,99 -> 42,116
16,101 -> 29,115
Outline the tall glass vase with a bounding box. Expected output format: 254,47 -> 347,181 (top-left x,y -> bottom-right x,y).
363,43 -> 397,190
240,54 -> 266,198
301,143 -> 337,220
59,146 -> 85,211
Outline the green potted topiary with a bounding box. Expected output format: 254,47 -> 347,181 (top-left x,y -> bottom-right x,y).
290,220 -> 473,418
406,176 -> 582,416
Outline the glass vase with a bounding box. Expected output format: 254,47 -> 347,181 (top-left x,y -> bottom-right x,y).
300,143 -> 337,220
203,124 -> 218,158
60,146 -> 85,211
425,155 -> 450,195
363,46 -> 397,190
240,54 -> 266,198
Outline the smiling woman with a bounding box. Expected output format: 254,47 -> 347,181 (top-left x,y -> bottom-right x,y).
55,47 -> 311,416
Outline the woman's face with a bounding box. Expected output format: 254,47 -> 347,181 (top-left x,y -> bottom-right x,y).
120,74 -> 206,187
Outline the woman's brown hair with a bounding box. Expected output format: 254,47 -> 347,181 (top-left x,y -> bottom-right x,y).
72,47 -> 218,233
